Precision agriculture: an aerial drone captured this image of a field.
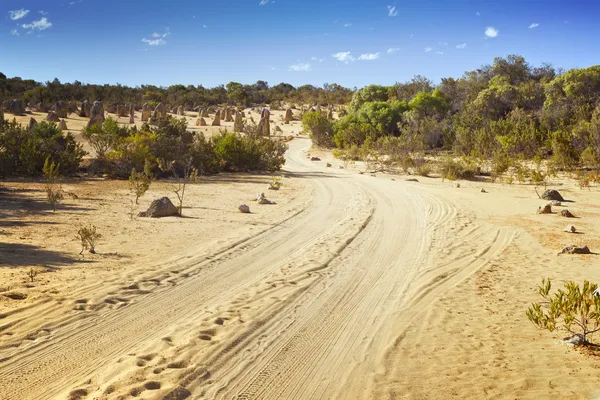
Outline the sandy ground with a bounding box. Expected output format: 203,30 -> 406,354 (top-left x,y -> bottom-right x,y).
1,109 -> 600,399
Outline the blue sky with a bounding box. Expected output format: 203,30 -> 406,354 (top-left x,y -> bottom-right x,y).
1,0 -> 599,88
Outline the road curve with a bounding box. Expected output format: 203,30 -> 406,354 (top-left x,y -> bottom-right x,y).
0,137 -> 511,400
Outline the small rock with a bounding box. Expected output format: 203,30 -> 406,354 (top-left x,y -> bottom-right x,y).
338,166 -> 344,169
537,204 -> 552,214
559,245 -> 591,255
480,188 -> 487,193
326,163 -> 332,167
239,204 -> 250,213
542,189 -> 564,201
564,225 -> 577,233
257,193 -> 275,205
550,200 -> 561,206
310,157 -> 321,161
406,178 -> 419,182
559,209 -> 575,218
563,334 -> 585,346
454,183 -> 461,188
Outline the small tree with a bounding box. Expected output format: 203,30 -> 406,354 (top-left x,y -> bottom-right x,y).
526,278 -> 600,345
129,160 -> 153,205
302,111 -> 333,147
76,225 -> 102,255
170,161 -> 198,217
43,157 -> 63,212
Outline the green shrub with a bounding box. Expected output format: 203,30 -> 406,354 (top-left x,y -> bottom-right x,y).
0,120 -> 85,177
302,111 -> 333,147
212,132 -> 287,172
438,157 -> 478,181
527,279 -> 600,345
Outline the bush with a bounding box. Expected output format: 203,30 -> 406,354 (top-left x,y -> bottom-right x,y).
527,278 -> 600,345
438,157 -> 479,181
212,132 -> 287,172
0,120 -> 85,177
76,225 -> 102,255
302,112 -> 333,147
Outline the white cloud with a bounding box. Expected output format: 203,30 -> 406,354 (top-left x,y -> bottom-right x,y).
344,23 -> 352,27
529,23 -> 540,29
311,56 -> 318,60
358,52 -> 380,61
456,43 -> 467,49
9,9 -> 30,20
39,10 -> 48,16
22,17 -> 52,31
436,51 -> 444,55
289,63 -> 311,72
387,47 -> 399,54
485,26 -> 499,38
476,11 -> 480,16
424,47 -> 432,52
387,5 -> 398,17
142,38 -> 166,46
152,33 -> 161,38
332,51 -> 355,63
203,25 -> 208,28
259,0 -> 269,5
10,29 -> 20,36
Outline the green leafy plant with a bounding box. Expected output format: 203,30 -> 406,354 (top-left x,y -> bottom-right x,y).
76,225 -> 102,255
129,160 -> 153,205
43,157 -> 63,212
526,278 -> 600,345
269,176 -> 283,190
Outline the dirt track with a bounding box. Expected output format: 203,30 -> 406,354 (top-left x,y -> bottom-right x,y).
0,137 -> 513,399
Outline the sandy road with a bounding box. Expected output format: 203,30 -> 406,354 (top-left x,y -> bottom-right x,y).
0,137 -> 511,399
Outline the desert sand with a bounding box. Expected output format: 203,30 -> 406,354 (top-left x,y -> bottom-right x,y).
1,109 -> 600,399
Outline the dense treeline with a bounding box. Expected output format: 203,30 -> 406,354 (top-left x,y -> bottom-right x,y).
0,73 -> 353,108
301,55 -> 600,173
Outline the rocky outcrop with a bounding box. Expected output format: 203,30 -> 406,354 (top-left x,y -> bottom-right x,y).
46,111 -> 60,122
258,108 -> 270,136
138,197 -> 180,218
58,120 -> 68,131
542,189 -> 564,202
537,204 -> 552,214
87,101 -> 105,128
233,112 -> 243,132
560,245 -> 591,255
285,109 -> 293,124
7,99 -> 25,115
212,113 -> 221,126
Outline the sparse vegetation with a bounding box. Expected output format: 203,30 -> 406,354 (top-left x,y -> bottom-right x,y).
76,225 -> 102,255
129,161 -> 153,205
43,157 -> 63,212
527,278 -> 600,345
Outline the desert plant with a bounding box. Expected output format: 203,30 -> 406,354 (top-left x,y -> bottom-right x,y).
76,225 -> 102,255
129,160 -> 153,205
438,157 -> 478,181
269,176 -> 283,190
27,267 -> 38,283
170,161 -> 198,217
302,111 -> 333,147
43,157 -> 63,212
415,160 -> 433,177
527,278 -> 600,345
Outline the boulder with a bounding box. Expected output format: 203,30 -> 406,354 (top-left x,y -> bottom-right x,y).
225,108 -> 233,122
239,204 -> 250,213
259,108 -> 270,136
564,225 -> 577,233
79,100 -> 91,117
559,245 -> 591,255
53,101 -> 68,118
285,109 -> 293,123
212,113 -> 221,126
326,163 -> 332,167
87,101 -> 105,128
27,117 -> 37,130
8,99 -> 26,115
542,189 -> 564,202
233,112 -> 243,132
141,110 -> 152,122
480,188 -> 487,193
46,111 -> 60,122
138,197 -> 180,218
537,204 -> 552,214
559,209 -> 575,218
198,118 -> 207,126
58,120 -> 68,131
